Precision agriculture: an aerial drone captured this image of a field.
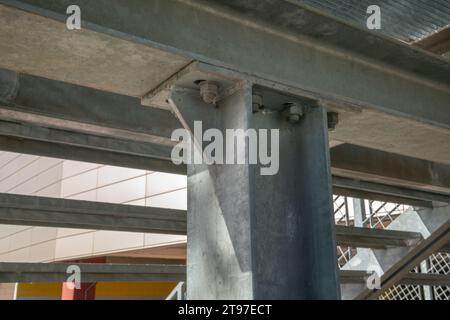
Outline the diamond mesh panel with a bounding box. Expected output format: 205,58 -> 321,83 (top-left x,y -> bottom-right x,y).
427,252 -> 450,300
379,268 -> 423,300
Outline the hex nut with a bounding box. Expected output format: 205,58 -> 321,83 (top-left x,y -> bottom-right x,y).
198,81 -> 219,105
282,103 -> 304,123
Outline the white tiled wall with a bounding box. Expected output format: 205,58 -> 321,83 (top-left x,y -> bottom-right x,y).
0,152 -> 187,263
0,283 -> 16,300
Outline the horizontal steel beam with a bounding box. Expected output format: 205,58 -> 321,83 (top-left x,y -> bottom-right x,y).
339,270 -> 450,287
0,121 -> 185,175
1,68 -> 449,195
0,132 -> 442,203
0,119 -> 170,161
0,69 -> 186,174
331,144 -> 450,196
0,262 -> 186,283
332,187 -> 432,208
0,69 -> 180,145
3,262 -> 446,287
3,0 -> 450,130
0,195 -> 425,251
0,193 -> 187,234
335,226 -> 422,249
339,270 -> 368,285
0,70 -> 448,202
399,273 -> 450,287
333,176 -> 450,204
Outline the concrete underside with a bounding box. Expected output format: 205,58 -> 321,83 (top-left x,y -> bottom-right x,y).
329,107 -> 450,166
1,4 -> 449,166
0,5 -> 190,97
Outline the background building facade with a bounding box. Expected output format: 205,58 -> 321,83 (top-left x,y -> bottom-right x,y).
0,151 -> 187,299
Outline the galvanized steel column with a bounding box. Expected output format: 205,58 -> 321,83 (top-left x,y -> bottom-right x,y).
171,83 -> 340,299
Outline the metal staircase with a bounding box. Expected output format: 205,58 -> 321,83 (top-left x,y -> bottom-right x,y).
0,193 -> 447,300
334,197 -> 450,300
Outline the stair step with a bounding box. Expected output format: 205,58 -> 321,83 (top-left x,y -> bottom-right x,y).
335,225 -> 422,249
339,270 -> 450,287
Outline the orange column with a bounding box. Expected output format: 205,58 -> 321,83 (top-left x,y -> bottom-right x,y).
62,282 -> 96,300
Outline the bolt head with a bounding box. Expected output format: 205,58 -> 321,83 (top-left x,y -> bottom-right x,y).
282,103 -> 304,123
199,81 -> 219,105
327,112 -> 339,131
288,114 -> 301,123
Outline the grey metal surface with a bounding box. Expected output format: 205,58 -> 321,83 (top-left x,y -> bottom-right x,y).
331,144 -> 450,196
333,187 -> 431,208
2,0 -> 450,132
0,193 -> 187,234
333,176 -> 450,204
0,263 -> 186,283
172,86 -> 256,300
339,270 -> 368,284
171,83 -> 339,299
0,69 -> 185,174
353,198 -> 366,228
0,69 -> 180,144
0,123 -> 445,203
0,120 -> 178,167
0,4 -> 190,97
398,273 -> 450,287
211,0 -> 450,85
301,0 -> 450,43
252,92 -> 340,299
328,107 -> 450,167
340,270 -> 450,287
0,135 -> 185,174
335,225 -> 422,249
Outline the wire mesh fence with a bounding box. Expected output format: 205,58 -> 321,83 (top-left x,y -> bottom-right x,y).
428,252 -> 450,300
379,267 -> 423,300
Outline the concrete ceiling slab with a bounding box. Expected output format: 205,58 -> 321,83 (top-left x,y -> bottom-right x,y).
330,107 -> 450,166
0,5 -> 190,97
